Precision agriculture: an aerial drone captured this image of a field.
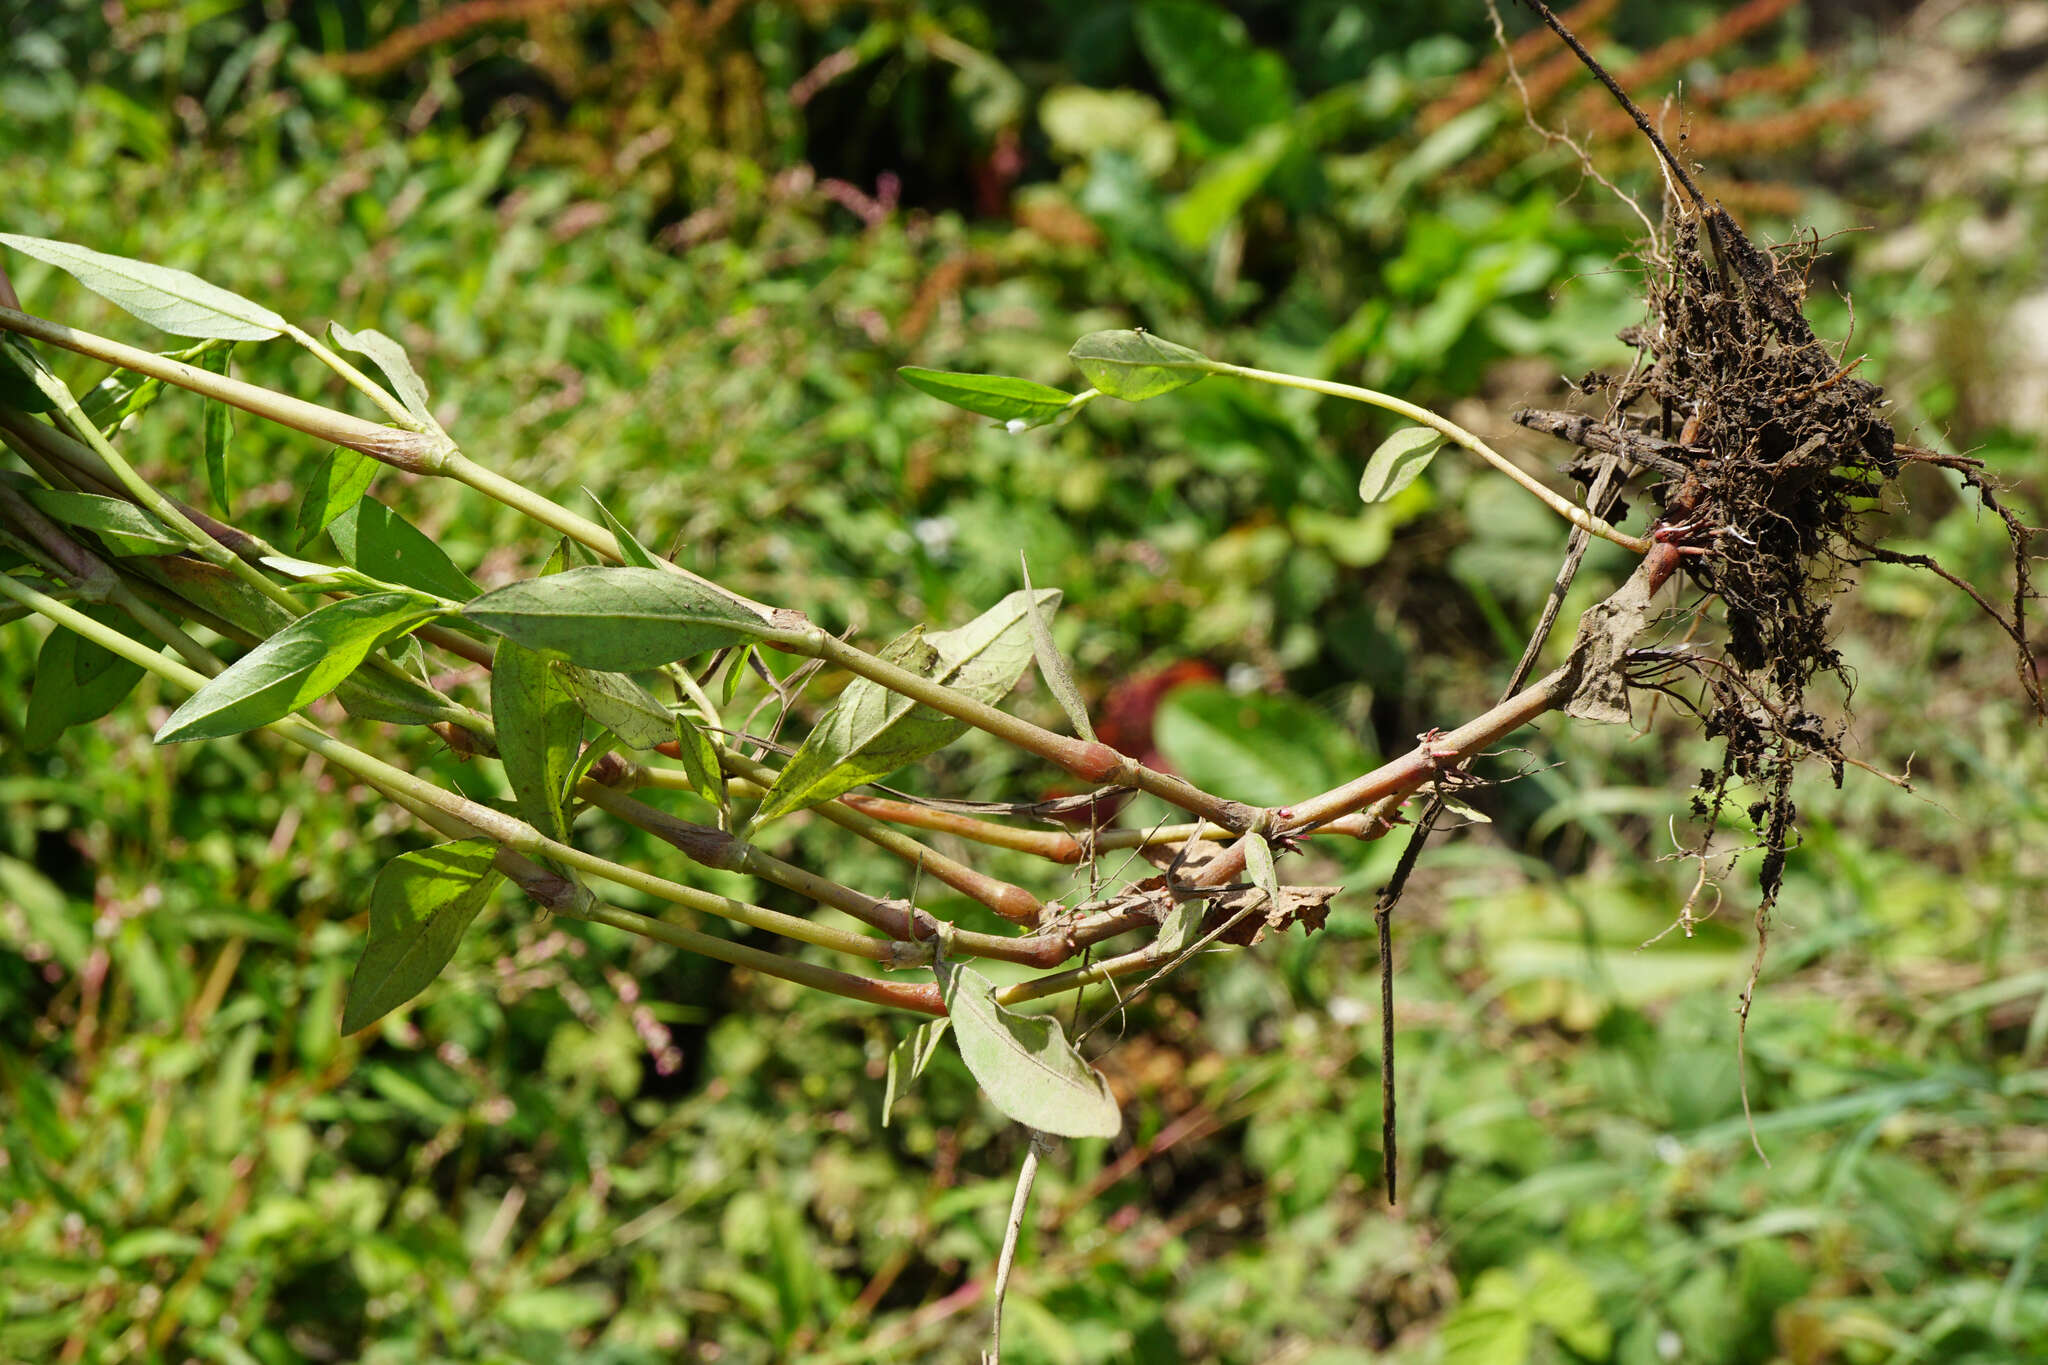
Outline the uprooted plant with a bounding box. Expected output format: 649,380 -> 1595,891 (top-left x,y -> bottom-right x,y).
0,23 -> 2038,1349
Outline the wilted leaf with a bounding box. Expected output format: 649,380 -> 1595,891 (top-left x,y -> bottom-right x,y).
329,497 -> 479,602
1068,329 -> 1215,402
464,566 -> 767,672
0,233 -> 286,341
1020,556 -> 1093,740
1359,426 -> 1444,503
882,1018 -> 952,1128
898,367 -> 1077,430
491,637 -> 582,841
752,588 -> 1058,823
342,839 -> 503,1033
935,957 -> 1120,1138
155,592 -> 437,743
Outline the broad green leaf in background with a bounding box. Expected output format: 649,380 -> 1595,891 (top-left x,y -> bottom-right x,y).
24,605 -> 159,750
1020,556 -> 1094,741
1068,329 -> 1215,402
1166,122 -> 1294,247
934,957 -> 1121,1139
341,839 -> 504,1033
672,710 -> 725,808
1153,684 -> 1372,810
556,664 -> 673,750
463,566 -> 766,672
897,367 -> 1080,430
586,488 -> 661,568
1359,426 -> 1444,503
491,637 -> 582,842
22,487 -> 187,555
752,588 -> 1059,823
328,496 -> 480,602
881,1018 -> 952,1128
155,592 -> 437,743
78,338 -> 234,433
1133,0 -> 1295,145
198,341 -> 236,512
327,321 -> 441,433
292,447 -> 377,550
0,233 -> 286,341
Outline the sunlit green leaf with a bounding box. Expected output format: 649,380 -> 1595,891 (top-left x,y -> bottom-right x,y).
935,957 -> 1120,1138
1020,555 -> 1093,740
155,592 -> 437,743
752,588 -> 1059,823
491,637 -> 582,841
328,321 -> 440,432
463,565 -> 768,672
1359,426 -> 1444,503
1068,329 -> 1215,401
672,709 -> 725,809
898,367 -> 1078,430
342,839 -> 503,1033
328,497 -> 479,602
293,447 -> 377,551
0,233 -> 286,340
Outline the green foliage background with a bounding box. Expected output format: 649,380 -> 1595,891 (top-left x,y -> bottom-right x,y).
3,1 -> 2045,1361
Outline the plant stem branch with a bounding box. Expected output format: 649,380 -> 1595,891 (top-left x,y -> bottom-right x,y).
1210,361 -> 1651,553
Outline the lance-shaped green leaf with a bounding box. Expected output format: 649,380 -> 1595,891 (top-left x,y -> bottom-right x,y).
24,606 -> 160,750
77,338 -> 234,433
555,663 -> 673,750
752,588 -> 1059,824
155,592 -> 437,743
463,566 -> 767,672
1156,898 -> 1201,956
934,957 -> 1120,1139
586,488 -> 660,569
0,234 -> 286,341
897,367 -> 1079,430
491,637 -> 581,842
672,710 -> 725,809
1020,556 -> 1093,741
335,666 -> 457,728
1359,426 -> 1443,503
882,1018 -> 952,1128
329,497 -> 479,603
341,840 -> 503,1033
292,447 -> 377,550
23,487 -> 187,556
1067,329 -> 1215,402
198,342 -> 236,513
327,321 -> 440,433
141,555 -> 294,636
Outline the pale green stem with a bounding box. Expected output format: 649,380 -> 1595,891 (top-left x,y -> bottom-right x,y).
4,337 -> 307,617
1208,361 -> 1652,554
0,572 -> 898,964
284,323 -> 426,431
